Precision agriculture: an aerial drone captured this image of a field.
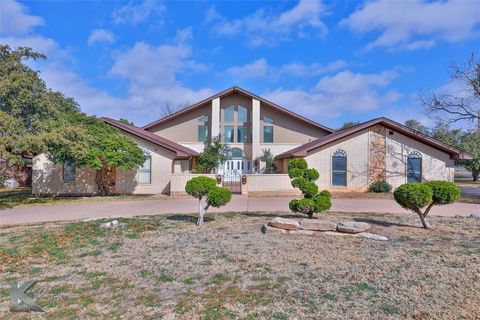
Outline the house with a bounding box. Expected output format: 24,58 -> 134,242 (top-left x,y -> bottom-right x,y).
32,86 -> 472,196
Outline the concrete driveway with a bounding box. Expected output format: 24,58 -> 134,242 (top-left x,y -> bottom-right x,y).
0,196 -> 478,226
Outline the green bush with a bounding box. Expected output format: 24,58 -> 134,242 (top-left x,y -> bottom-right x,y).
303,168 -> 319,181
207,186 -> 232,207
288,168 -> 304,179
292,198 -> 315,215
289,199 -> 299,212
300,182 -> 318,198
185,176 -> 217,199
424,180 -> 460,205
291,177 -> 308,189
369,180 -> 392,193
318,190 -> 331,198
393,183 -> 432,211
288,158 -> 307,171
313,193 -> 331,212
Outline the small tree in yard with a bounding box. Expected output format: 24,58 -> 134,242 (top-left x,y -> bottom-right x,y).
195,136 -> 229,173
394,181 -> 460,229
288,158 -> 331,219
185,176 -> 232,225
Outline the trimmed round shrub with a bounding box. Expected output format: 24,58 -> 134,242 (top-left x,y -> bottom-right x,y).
288,158 -> 308,171
289,199 -> 299,212
288,167 -> 304,179
185,176 -> 217,198
424,180 -> 460,205
369,180 -> 392,193
318,190 -> 331,198
291,177 -> 308,189
303,168 -> 319,181
207,186 -> 232,207
294,198 -> 315,214
393,183 -> 432,211
300,182 -> 318,198
313,193 -> 331,212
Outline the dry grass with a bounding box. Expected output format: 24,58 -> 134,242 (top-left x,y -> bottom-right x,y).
1,212 -> 479,319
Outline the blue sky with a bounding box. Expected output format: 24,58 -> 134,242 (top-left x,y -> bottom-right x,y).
1,0 -> 479,129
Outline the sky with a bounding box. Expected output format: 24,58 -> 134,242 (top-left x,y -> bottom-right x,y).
1,0 -> 479,129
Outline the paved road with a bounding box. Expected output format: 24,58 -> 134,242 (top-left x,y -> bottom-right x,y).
0,196 -> 478,226
461,187 -> 480,197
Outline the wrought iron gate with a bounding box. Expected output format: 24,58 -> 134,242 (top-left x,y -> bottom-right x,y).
223,172 -> 242,194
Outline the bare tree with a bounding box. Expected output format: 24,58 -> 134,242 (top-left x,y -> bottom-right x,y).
420,54 -> 480,131
160,100 -> 190,118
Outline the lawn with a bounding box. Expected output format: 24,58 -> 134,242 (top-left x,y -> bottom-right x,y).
0,189 -> 159,209
1,211 -> 479,319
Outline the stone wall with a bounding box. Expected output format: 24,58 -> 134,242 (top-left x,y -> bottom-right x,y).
368,125 -> 387,184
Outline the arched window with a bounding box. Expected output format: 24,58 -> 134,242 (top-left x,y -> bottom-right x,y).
332,149 -> 347,187
224,105 -> 234,122
228,147 -> 244,159
407,150 -> 422,183
237,105 -> 248,122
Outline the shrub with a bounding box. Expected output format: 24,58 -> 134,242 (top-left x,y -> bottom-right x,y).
287,158 -> 331,218
299,182 -> 318,198
185,176 -> 231,225
423,180 -> 460,205
318,190 -> 331,198
303,168 -> 320,181
393,180 -> 459,229
369,180 -> 392,193
288,158 -> 307,171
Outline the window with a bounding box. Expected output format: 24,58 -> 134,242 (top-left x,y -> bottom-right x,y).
63,162 -> 76,182
237,126 -> 248,142
263,126 -> 273,143
407,151 -> 422,183
263,116 -> 273,123
197,116 -> 209,142
332,149 -> 347,187
224,106 -> 234,122
229,147 -> 243,158
138,155 -> 152,184
223,126 -> 234,142
238,106 -> 248,122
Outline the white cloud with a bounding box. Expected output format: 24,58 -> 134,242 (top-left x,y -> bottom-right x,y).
0,0 -> 44,36
112,1 -> 165,25
209,0 -> 327,46
227,58 -> 347,80
87,29 -> 116,46
263,70 -> 401,119
341,0 -> 480,51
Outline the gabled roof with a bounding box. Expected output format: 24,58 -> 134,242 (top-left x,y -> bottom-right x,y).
142,86 -> 334,133
102,117 -> 199,158
276,117 -> 473,160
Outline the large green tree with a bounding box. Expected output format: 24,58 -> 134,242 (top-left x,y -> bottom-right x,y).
458,132 -> 480,181
0,45 -> 145,194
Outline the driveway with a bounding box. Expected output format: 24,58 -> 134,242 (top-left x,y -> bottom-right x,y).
0,196 -> 478,226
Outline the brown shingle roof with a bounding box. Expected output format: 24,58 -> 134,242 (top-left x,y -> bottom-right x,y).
275,117 -> 473,160
101,117 -> 199,158
142,86 -> 334,133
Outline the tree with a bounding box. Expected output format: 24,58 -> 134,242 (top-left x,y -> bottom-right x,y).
393,181 -> 460,229
196,136 -> 229,173
258,148 -> 276,174
47,115 -> 146,195
421,54 -> 480,130
339,121 -> 360,130
430,122 -> 463,146
459,131 -> 480,181
405,119 -> 429,135
160,101 -> 190,117
185,176 -> 232,225
287,158 -> 331,219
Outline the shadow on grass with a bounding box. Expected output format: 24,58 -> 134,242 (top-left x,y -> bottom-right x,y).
351,217 -> 421,229
166,214 -> 215,224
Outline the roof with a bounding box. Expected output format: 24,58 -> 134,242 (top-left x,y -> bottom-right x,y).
275,117 -> 473,160
142,86 -> 334,133
101,117 -> 199,158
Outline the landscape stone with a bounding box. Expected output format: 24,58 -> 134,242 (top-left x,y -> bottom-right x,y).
469,213 -> 480,219
300,219 -> 337,231
268,217 -> 300,230
287,229 -> 317,236
337,220 -> 370,234
323,231 -> 388,241
261,224 -> 287,234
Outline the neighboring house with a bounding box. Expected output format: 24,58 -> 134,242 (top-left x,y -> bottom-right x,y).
32,86 -> 472,196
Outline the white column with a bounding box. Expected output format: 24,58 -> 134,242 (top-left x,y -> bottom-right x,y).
211,97 -> 220,139
251,98 -> 260,164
